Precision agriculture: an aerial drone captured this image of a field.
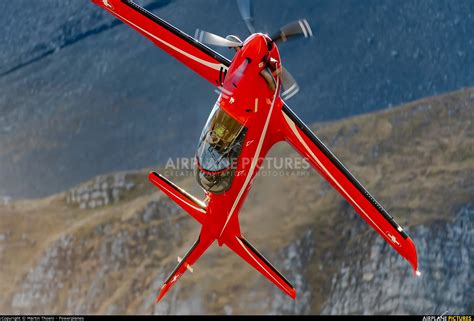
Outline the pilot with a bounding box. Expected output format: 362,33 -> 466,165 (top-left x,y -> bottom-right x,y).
206,130 -> 221,145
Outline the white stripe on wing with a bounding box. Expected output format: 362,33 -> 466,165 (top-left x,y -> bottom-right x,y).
112,11 -> 227,71
282,112 -> 387,238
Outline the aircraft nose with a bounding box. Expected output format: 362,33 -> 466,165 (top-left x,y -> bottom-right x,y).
241,33 -> 271,59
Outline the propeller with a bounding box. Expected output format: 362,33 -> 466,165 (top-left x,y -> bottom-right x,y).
229,58 -> 251,87
195,29 -> 242,48
236,0 -> 256,34
280,67 -> 300,100
195,0 -> 313,100
214,58 -> 250,98
271,19 -> 313,43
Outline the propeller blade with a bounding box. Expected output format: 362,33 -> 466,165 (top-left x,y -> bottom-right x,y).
230,58 -> 250,85
236,0 -> 256,34
280,66 -> 300,100
271,19 -> 313,43
215,59 -> 250,96
195,29 -> 242,48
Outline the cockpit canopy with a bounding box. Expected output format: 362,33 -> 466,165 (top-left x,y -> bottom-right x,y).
195,104 -> 247,194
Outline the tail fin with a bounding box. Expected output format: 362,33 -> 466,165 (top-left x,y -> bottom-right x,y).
156,235 -> 214,303
148,172 -> 206,224
225,235 -> 296,299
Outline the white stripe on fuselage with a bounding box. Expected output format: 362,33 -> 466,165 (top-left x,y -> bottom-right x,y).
218,78 -> 281,238
110,10 -> 227,71
282,112 -> 388,240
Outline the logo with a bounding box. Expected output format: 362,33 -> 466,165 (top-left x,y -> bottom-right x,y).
246,140 -> 255,147
386,232 -> 401,247
422,312 -> 472,321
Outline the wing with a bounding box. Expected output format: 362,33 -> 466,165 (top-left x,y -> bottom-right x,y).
225,235 -> 296,299
91,0 -> 231,86
280,103 -> 419,274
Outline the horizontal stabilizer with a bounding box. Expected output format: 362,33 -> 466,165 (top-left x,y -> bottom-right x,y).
156,236 -> 213,303
148,172 -> 206,224
225,235 -> 296,299
177,256 -> 194,272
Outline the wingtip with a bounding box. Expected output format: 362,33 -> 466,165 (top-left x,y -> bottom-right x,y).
405,237 -> 419,276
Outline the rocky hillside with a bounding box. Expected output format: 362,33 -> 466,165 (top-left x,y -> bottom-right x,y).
0,87 -> 472,314
323,205 -> 473,315
1,0 -> 474,199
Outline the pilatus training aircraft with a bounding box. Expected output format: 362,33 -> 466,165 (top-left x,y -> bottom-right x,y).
92,0 -> 419,302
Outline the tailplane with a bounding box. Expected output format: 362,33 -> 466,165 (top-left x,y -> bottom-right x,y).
155,235 -> 214,303
225,235 -> 296,299
148,172 -> 206,224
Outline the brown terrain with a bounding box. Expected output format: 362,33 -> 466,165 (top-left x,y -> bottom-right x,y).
0,87 -> 472,314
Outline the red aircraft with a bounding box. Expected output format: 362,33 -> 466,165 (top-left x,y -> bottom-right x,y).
92,0 -> 419,303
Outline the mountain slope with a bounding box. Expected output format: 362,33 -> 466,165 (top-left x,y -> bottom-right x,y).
0,87 -> 472,314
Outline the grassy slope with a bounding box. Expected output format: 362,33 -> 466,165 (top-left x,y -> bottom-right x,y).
0,87 -> 472,314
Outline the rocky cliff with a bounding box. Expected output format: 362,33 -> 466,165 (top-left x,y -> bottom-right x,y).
0,87 -> 472,314
322,205 -> 473,315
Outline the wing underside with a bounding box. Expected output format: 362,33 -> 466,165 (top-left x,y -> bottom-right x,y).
91,0 -> 231,86
280,103 -> 419,274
